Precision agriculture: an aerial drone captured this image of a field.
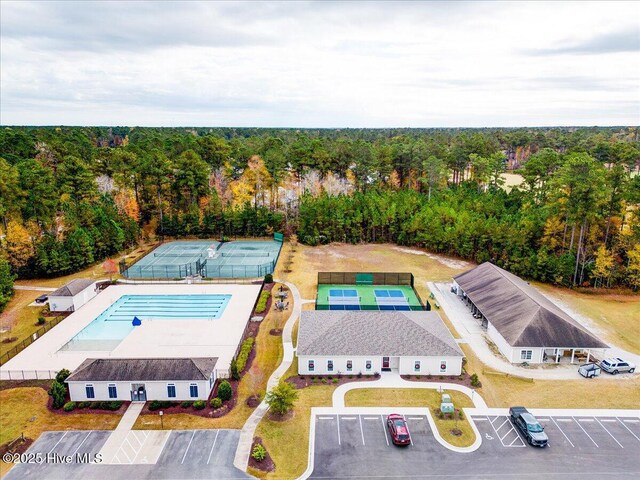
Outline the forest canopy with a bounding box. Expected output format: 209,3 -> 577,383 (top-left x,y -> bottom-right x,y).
0,125 -> 639,309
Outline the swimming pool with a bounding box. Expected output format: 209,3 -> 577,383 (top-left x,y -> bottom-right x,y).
60,294 -> 231,352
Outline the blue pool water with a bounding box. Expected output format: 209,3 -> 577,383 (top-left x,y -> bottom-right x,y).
60,294 -> 231,352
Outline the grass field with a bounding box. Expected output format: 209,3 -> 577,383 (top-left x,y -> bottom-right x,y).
0,387 -> 122,477
132,283 -> 289,431
345,388 -> 475,447
535,283 -> 640,355
0,290 -> 51,356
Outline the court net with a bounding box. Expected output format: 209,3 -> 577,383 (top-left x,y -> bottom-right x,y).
220,252 -> 270,257
154,252 -> 204,257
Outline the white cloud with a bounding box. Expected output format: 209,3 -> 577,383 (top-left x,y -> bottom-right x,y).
1,0 -> 638,127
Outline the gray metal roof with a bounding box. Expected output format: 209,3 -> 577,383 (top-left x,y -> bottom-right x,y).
454,262 -> 608,349
66,357 -> 218,382
50,278 -> 95,297
297,311 -> 464,357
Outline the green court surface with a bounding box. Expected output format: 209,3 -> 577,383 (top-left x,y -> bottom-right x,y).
316,284 -> 424,311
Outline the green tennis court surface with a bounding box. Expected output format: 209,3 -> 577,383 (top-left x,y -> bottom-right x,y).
317,284 -> 424,311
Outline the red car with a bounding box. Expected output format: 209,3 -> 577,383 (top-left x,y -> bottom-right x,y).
387,414 -> 411,446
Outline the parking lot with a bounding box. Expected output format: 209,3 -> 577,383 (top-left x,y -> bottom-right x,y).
5,429 -> 249,479
310,412 -> 640,479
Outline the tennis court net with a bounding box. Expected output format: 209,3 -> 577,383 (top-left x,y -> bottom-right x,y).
154,252 -> 204,257
220,252 -> 270,257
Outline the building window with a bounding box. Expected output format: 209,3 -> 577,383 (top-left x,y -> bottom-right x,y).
521,350 -> 532,361
209,373 -> 214,388
366,360 -> 372,371
346,360 -> 353,372
327,360 -> 334,372
108,384 -> 117,399
414,361 -> 421,372
439,361 -> 447,372
85,384 -> 95,399
167,384 -> 176,398
308,360 -> 314,372
189,384 -> 198,398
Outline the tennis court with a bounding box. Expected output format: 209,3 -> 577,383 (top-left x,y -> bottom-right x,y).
122,239 -> 282,279
316,284 -> 424,311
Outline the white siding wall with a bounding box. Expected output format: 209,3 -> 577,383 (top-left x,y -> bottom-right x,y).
297,355 -> 462,376
487,322 -> 545,364
48,283 -> 98,312
398,356 -> 463,376
48,296 -> 74,312
68,376 -> 215,401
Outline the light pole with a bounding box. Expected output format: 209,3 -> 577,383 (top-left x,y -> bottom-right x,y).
159,410 -> 164,429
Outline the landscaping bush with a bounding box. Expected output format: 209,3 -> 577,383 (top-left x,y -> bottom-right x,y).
49,381 -> 66,409
193,400 -> 206,410
264,273 -> 273,284
63,401 -> 76,412
255,291 -> 270,314
235,337 -> 255,373
265,382 -> 298,415
79,402 -> 91,409
181,401 -> 193,409
230,359 -> 240,381
210,398 -> 223,409
55,368 -> 71,384
149,400 -> 173,411
37,316 -> 46,325
332,379 -> 338,384
470,373 -> 481,388
101,401 -> 123,410
252,443 -> 266,462
321,379 -> 327,384
217,380 -> 233,401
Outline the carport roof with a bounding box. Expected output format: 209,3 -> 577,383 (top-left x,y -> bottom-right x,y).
66,357 -> 218,382
297,311 -> 463,357
50,278 -> 95,297
454,262 -> 608,349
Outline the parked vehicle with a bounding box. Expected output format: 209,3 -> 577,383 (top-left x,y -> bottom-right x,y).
386,414 -> 411,446
578,363 -> 601,378
35,294 -> 48,304
509,406 -> 548,447
600,358 -> 635,375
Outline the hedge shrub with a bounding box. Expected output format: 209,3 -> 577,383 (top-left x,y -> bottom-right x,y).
252,443 -> 266,462
79,401 -> 91,409
181,401 -> 193,409
193,400 -> 206,410
63,401 -> 76,412
254,291 -> 270,314
217,380 -> 233,401
49,381 -> 66,409
235,337 -> 255,373
230,359 -> 240,381
210,397 -> 222,409
264,273 -> 273,284
55,369 -> 71,384
149,400 -> 173,411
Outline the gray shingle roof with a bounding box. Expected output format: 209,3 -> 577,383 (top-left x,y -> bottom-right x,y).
50,278 -> 95,297
297,311 -> 463,357
66,357 -> 218,382
454,262 -> 608,349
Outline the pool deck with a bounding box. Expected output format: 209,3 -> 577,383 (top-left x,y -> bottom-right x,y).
316,284 -> 422,308
0,284 -> 261,380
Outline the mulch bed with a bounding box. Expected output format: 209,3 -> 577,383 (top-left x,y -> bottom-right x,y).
269,328 -> 282,336
248,437 -> 275,472
0,437 -> 34,457
400,372 -> 476,389
286,374 -> 379,389
246,395 -> 261,408
1,337 -> 18,343
267,409 -> 294,422
0,379 -> 52,392
450,429 -> 463,436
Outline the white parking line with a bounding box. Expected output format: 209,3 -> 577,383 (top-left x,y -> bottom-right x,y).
474,417 -> 488,422
407,417 -> 423,420
623,419 -> 639,423
359,416 -> 366,446
341,417 -> 357,420
71,432 -> 92,457
381,416 -> 389,446
500,427 -> 516,441
617,418 -> 640,442
402,416 -> 414,446
363,417 -> 379,420
538,418 -> 550,422
600,419 -> 616,422
556,419 -> 572,422
578,418 -> 595,422
337,415 -> 341,446
48,432 -> 68,454
318,416 -> 334,420
119,445 -> 133,463
181,431 -> 196,464
551,417 -> 574,447
572,417 -> 599,448
206,430 -> 220,465
496,419 -> 509,431
595,418 -> 624,448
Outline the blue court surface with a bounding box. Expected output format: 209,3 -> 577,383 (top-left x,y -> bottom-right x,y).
329,289 -> 358,297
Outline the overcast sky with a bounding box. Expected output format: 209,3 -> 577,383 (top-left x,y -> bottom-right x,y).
1,1 -> 639,127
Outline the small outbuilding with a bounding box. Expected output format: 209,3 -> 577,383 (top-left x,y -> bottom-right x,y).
48,278 -> 98,312
452,262 -> 608,364
65,357 -> 218,402
297,310 -> 464,376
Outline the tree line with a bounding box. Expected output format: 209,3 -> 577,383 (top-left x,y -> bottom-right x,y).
0,125 -> 639,312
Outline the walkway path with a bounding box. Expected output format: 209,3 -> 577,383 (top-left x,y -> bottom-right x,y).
428,281 -> 637,380
97,402 -> 145,463
332,371 -> 488,409
13,285 -> 57,292
233,280 -> 302,472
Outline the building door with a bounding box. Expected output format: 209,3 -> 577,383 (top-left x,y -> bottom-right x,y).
382,357 -> 390,371
131,384 -> 147,402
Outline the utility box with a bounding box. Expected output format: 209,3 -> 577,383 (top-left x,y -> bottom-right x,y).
440,393 -> 454,413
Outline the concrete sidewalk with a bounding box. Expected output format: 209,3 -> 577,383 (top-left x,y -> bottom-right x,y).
233,279 -> 301,472
14,285 -> 57,292
428,281 -> 637,381
98,402 -> 145,463
332,371 -> 488,409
